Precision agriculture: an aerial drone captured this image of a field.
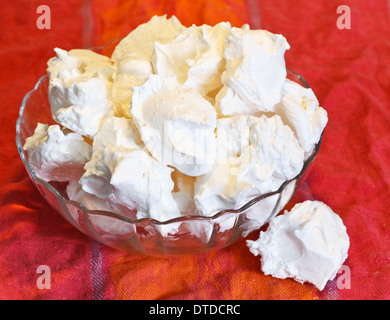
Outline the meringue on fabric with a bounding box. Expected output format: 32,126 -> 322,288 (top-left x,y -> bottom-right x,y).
23,15 -> 332,245
247,201 -> 350,291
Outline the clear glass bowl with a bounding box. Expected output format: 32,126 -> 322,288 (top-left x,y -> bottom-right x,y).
15,40 -> 323,256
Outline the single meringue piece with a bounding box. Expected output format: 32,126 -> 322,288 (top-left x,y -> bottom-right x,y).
66,180 -> 137,235
131,74 -> 217,177
171,169 -> 197,214
151,22 -> 231,97
216,27 -> 290,116
23,123 -> 92,182
79,117 -> 181,224
111,15 -> 185,117
275,79 -> 328,155
47,48 -> 116,138
194,114 -> 304,216
247,200 -> 350,291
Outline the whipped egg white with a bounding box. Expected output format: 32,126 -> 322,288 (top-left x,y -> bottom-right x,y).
131,74 -> 217,177
247,201 -> 350,290
151,22 -> 231,98
47,48 -> 116,138
111,15 -> 185,118
79,116 -> 181,224
216,27 -> 290,116
23,123 -> 92,182
194,114 -> 304,216
275,79 -> 328,155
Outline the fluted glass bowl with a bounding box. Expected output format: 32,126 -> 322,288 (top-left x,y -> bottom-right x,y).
15,40 -> 323,256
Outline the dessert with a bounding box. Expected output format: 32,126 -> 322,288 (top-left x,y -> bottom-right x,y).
111,15 -> 185,118
23,123 -> 92,182
22,15 -> 339,265
216,27 -> 290,116
24,14 -> 328,222
275,79 -> 328,155
247,201 -> 350,290
194,114 -> 304,216
131,74 -> 217,177
79,116 -> 180,223
151,22 -> 231,97
47,48 -> 116,139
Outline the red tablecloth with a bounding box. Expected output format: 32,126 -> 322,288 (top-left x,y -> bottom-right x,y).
1,0 -> 389,300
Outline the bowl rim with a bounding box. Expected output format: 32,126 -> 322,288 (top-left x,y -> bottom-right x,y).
15,42 -> 324,227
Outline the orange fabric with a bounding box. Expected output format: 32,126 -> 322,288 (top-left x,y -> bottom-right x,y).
1,0 -> 390,300
90,0 -> 250,46
107,242 -> 321,300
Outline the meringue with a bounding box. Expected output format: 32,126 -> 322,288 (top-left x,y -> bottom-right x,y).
131,74 -> 217,176
247,200 -> 350,290
23,123 -> 92,182
66,181 -> 136,236
47,48 -> 116,138
275,79 -> 328,154
216,27 -> 290,116
171,169 -> 196,214
151,22 -> 231,97
194,114 -> 304,216
80,116 -> 181,223
23,15 -> 331,248
111,15 -> 185,117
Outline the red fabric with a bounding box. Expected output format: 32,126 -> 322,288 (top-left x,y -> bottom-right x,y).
1,0 -> 389,300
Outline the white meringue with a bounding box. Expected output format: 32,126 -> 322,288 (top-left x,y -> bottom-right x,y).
47,48 -> 116,138
66,180 -> 137,236
247,200 -> 350,290
151,22 -> 231,97
194,114 -> 304,216
25,15 -> 332,250
79,116 -> 181,224
171,169 -> 196,214
275,79 -> 328,154
111,15 -> 185,117
216,27 -> 290,116
131,74 -> 217,177
23,123 -> 92,182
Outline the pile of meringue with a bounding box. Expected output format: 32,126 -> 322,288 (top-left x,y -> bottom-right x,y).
24,15 -> 328,220
23,15 -> 349,290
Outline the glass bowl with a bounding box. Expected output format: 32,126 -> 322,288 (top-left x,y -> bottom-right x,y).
15,40 -> 323,256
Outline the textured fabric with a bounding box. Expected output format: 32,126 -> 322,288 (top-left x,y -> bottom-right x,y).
1,0 -> 389,300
